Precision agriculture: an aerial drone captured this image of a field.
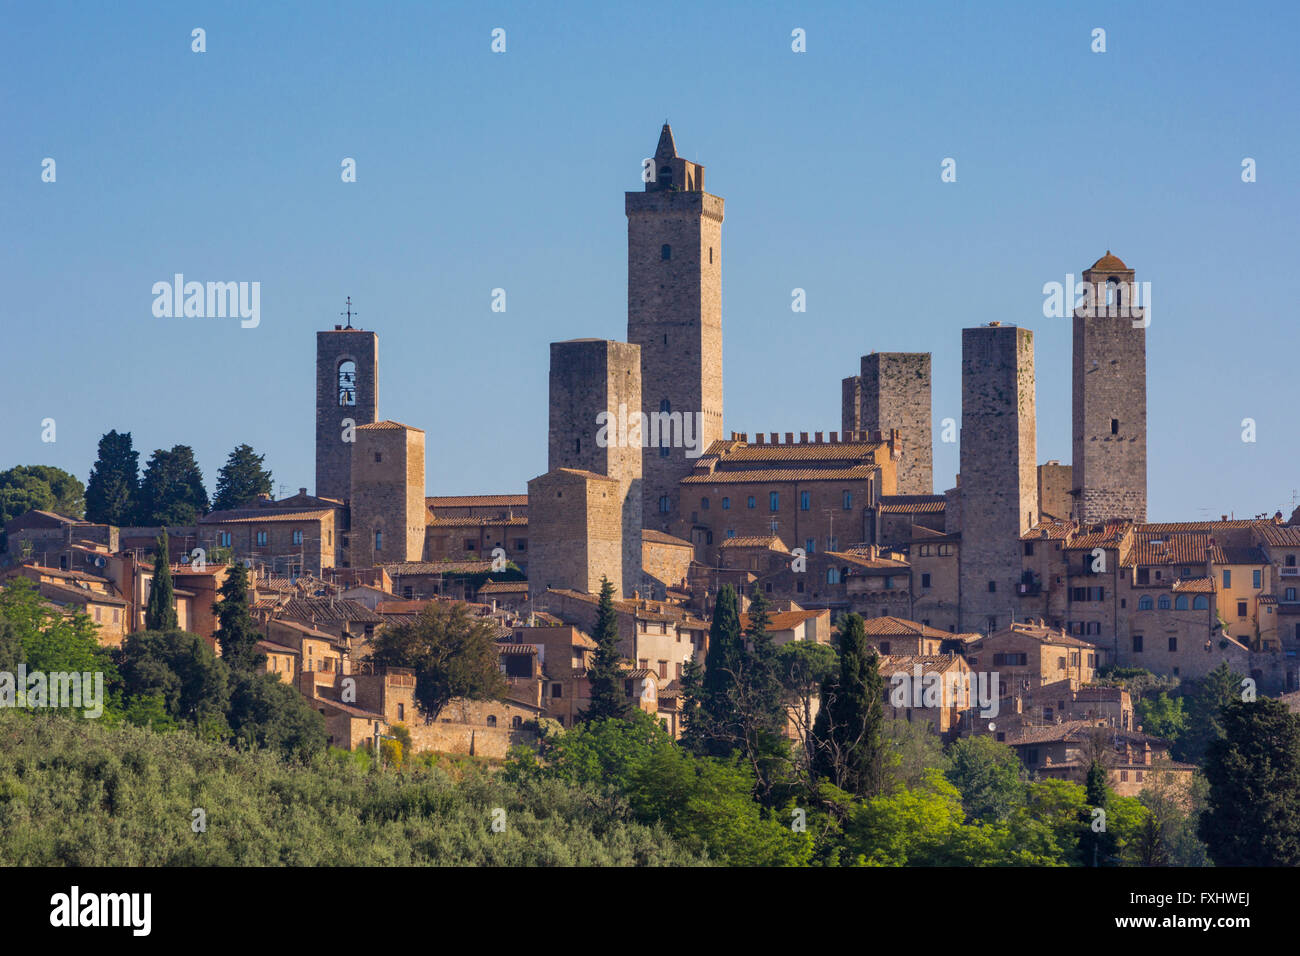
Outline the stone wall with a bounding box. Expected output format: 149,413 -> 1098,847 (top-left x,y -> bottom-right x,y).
859,352 -> 933,495
316,328 -> 378,502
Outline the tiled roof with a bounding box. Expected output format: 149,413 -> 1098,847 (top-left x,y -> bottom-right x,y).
427,515 -> 528,527
681,466 -> 878,484
495,644 -> 538,655
828,550 -> 909,571
1139,520 -> 1270,533
427,494 -> 527,509
860,615 -> 953,639
876,495 -> 946,514
263,598 -> 382,623
740,609 -> 825,632
39,581 -> 127,607
313,696 -> 385,720
15,563 -> 104,584
1090,251 -> 1128,271
268,618 -> 346,641
477,581 -> 529,594
376,600 -> 434,615
1171,576 -> 1215,593
700,441 -> 886,463
1125,533 -> 1211,567
1005,720 -> 1167,747
1257,525 -> 1300,547
1022,522 -> 1073,541
200,509 -> 334,524
876,654 -> 969,674
642,529 -> 694,548
381,561 -> 495,575
984,621 -> 1099,649
1215,545 -> 1267,565
1258,594 -> 1278,605
719,535 -> 788,550
355,420 -> 424,433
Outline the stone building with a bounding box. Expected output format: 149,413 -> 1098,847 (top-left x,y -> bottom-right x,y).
959,323 -> 1038,634
348,421 -> 426,569
1037,461 -> 1073,522
676,430 -> 900,567
841,352 -> 933,495
627,124 -> 724,527
316,324 -> 378,503
527,469 -> 623,599
1071,252 -> 1147,523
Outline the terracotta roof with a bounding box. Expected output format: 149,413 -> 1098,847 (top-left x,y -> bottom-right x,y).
14,563 -> 104,584
427,494 -> 527,509
376,600 -> 434,615
876,495 -> 946,514
1257,525 -> 1300,547
428,515 -> 528,528
642,529 -> 694,548
268,618 -> 344,642
1215,545 -> 1267,565
381,561 -> 496,575
38,581 -> 127,607
1089,251 -> 1129,271
1125,532 -> 1212,567
1171,576 -> 1215,593
1258,594 -> 1278,605
860,615 -> 954,639
828,550 -> 909,571
1022,522 -> 1073,541
681,466 -> 878,485
313,696 -> 385,720
355,420 -> 424,433
495,644 -> 538,655
982,621 -> 1099,649
700,440 -> 886,463
477,581 -> 530,594
876,654 -> 969,674
1138,520 -> 1270,533
262,598 -> 382,623
1005,719 -> 1168,748
740,609 -> 826,632
201,509 -> 334,524
257,639 -> 299,653
718,536 -> 789,550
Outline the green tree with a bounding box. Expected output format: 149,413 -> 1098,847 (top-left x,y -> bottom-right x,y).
84,430 -> 140,526
116,628 -> 230,725
884,717 -> 950,791
1135,692 -> 1187,744
213,561 -> 264,673
811,613 -> 886,798
0,465 -> 86,537
1179,662 -> 1248,763
776,639 -> 839,772
682,583 -> 744,756
366,600 -> 507,721
581,577 -> 630,722
945,735 -> 1026,823
1079,744 -> 1118,866
226,671 -> 327,760
212,444 -> 274,511
144,530 -> 178,631
137,445 -> 210,526
1200,697 -> 1300,866
0,578 -> 117,680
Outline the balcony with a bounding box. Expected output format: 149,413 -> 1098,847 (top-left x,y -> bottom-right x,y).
1280,567 -> 1299,577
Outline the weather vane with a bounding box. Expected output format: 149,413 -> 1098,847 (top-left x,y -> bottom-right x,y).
340,296 -> 358,329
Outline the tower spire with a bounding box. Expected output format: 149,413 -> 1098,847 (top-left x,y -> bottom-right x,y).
340,295 -> 358,329
655,122 -> 677,160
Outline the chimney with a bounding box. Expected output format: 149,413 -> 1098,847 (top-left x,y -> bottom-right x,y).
299,487 -> 307,496
739,432 -> 748,442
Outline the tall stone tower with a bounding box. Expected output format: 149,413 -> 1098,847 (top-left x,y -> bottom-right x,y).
959,324 -> 1038,634
627,123 -> 724,529
1072,252 -> 1147,523
348,421 -> 425,569
530,339 -> 643,600
851,352 -> 933,495
316,324 -> 378,502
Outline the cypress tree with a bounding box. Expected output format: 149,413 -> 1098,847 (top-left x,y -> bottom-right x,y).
144,530 -> 178,631
580,577 -> 630,722
84,430 -> 139,526
683,583 -> 744,756
811,613 -> 885,797
213,560 -> 264,673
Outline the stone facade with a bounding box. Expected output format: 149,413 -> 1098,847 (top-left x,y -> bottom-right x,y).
1072,252 -> 1147,523
627,124 -> 724,528
547,339 -> 643,598
526,469 -> 623,600
316,327 -> 378,502
348,422 -> 426,568
959,324 -> 1038,633
1037,460 -> 1073,521
855,352 -> 933,495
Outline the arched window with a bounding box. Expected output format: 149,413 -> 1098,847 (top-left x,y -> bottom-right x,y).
1158,595 -> 1171,610
338,360 -> 357,406
1193,596 -> 1209,610
1174,595 -> 1188,610
661,244 -> 671,260
1138,596 -> 1153,610
486,715 -> 497,727
511,715 -> 523,729
374,530 -> 383,552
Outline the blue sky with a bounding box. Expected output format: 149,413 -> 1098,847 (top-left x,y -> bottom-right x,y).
3,0 -> 1297,522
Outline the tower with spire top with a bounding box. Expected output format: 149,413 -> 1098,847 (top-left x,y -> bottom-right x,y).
1071,251 -> 1147,523
626,123 -> 724,528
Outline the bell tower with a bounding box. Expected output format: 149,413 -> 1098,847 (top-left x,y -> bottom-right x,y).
316,300 -> 378,502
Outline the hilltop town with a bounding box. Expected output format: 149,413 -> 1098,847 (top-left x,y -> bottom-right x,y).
4,123 -> 1298,805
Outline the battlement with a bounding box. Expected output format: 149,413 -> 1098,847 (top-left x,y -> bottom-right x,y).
728,429 -> 899,446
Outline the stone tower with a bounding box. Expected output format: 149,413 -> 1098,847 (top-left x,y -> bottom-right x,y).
1072,251 -> 1147,523
316,325 -> 378,502
959,324 -> 1038,634
626,123 -> 724,529
530,339 -> 643,600
348,421 -> 425,569
848,352 -> 933,495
